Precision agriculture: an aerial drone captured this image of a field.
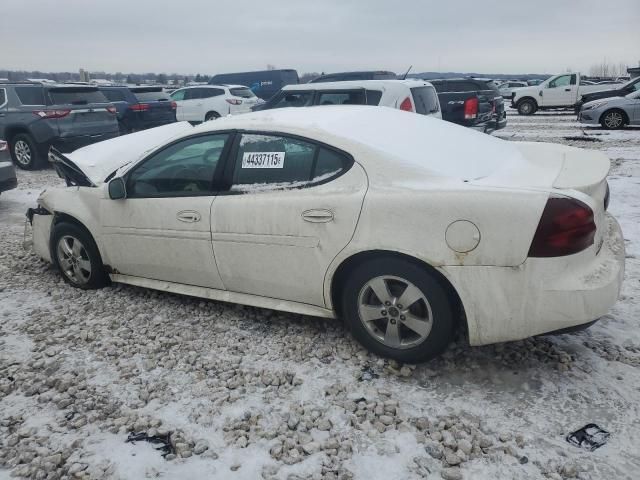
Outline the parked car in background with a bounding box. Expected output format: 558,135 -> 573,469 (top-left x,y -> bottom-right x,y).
429,78 -> 506,133
578,90 -> 640,129
170,85 -> 260,123
577,77 -> 640,111
29,106 -> 624,362
0,82 -> 119,169
497,81 -> 528,99
0,140 -> 17,195
511,72 -> 619,115
527,79 -> 544,86
99,86 -> 176,133
208,69 -> 299,100
309,71 -> 397,83
252,80 -> 441,119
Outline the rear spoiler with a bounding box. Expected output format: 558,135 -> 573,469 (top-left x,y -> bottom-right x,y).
48,147 -> 96,187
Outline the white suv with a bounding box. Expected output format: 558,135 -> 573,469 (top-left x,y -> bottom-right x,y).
169,85 -> 260,122
255,80 -> 442,119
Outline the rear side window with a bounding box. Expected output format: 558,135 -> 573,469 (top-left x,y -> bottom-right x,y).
230,87 -> 255,98
316,90 -> 365,105
15,87 -> 45,105
411,86 -> 439,114
134,91 -> 170,102
199,88 -> 224,99
0,88 -> 6,107
49,89 -> 108,105
271,91 -> 313,108
231,134 -> 350,191
102,90 -> 127,102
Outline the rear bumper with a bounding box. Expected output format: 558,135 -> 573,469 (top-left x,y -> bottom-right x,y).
0,160 -> 17,193
442,213 -> 625,346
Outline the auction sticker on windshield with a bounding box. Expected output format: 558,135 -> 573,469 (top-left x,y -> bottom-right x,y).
242,152 -> 285,169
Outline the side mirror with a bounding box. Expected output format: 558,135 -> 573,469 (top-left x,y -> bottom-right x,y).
108,177 -> 127,200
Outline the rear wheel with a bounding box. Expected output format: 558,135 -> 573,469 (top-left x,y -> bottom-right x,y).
52,222 -> 108,289
341,257 -> 455,363
517,99 -> 537,116
10,133 -> 40,170
600,109 -> 626,129
205,111 -> 220,122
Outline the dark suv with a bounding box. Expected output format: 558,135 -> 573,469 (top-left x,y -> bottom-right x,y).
99,86 -> 176,133
0,82 -> 119,169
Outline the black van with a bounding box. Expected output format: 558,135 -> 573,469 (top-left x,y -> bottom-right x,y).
208,69 -> 299,100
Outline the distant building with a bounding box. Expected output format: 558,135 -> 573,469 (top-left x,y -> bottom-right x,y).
79,68 -> 91,82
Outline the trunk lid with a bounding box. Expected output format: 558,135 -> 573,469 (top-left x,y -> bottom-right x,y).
55,121 -> 193,185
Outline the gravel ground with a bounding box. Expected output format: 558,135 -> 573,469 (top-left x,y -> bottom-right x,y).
1,111 -> 639,480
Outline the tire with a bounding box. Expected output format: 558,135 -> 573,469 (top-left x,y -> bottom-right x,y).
51,222 -> 109,289
341,257 -> 455,363
517,98 -> 537,116
10,133 -> 41,170
204,111 -> 220,122
600,109 -> 626,130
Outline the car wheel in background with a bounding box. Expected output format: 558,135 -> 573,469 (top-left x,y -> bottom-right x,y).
52,222 -> 109,290
517,99 -> 537,116
342,257 -> 456,363
600,109 -> 626,130
10,133 -> 40,170
205,111 -> 220,122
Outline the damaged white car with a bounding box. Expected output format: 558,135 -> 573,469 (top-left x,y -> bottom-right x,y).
26,106 -> 625,362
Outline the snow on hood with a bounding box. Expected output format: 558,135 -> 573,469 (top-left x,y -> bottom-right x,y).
66,122 -> 193,185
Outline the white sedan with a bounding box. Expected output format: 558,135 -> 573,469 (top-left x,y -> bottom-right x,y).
28,106 -> 624,362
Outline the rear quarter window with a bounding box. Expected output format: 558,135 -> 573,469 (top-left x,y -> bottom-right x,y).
48,89 -> 108,105
15,87 -> 45,105
411,86 -> 439,114
316,91 -> 366,105
365,90 -> 382,105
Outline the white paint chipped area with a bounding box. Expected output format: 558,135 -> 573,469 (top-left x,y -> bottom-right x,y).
1,110 -> 639,480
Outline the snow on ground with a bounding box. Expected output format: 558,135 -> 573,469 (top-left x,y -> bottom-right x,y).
1,111 -> 639,480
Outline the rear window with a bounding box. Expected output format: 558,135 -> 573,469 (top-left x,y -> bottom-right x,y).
411,86 -> 439,115
15,86 -> 45,105
447,81 -> 479,92
230,87 -> 256,98
102,90 -> 127,102
48,88 -> 108,105
134,91 -> 170,102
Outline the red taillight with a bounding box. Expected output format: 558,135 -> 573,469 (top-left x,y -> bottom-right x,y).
106,106 -> 117,114
33,109 -> 71,119
226,99 -> 242,105
399,97 -> 413,112
0,141 -> 7,152
528,196 -> 596,257
464,98 -> 478,119
171,101 -> 177,110
129,103 -> 150,112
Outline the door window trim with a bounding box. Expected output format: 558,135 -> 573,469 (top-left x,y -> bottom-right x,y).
220,130 -> 355,195
0,88 -> 7,109
123,131 -> 236,199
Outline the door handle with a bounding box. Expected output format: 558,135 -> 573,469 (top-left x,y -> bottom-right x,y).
302,209 -> 334,223
177,210 -> 201,223
564,88 -> 571,91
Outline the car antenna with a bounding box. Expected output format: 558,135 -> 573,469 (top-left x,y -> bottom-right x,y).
401,65 -> 413,80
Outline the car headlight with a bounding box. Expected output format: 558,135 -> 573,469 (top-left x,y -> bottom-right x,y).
583,101 -> 607,110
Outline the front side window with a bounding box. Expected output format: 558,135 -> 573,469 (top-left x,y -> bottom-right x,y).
548,75 -> 573,88
127,134 -> 229,197
232,133 -> 350,191
316,90 -> 365,105
271,91 -> 314,108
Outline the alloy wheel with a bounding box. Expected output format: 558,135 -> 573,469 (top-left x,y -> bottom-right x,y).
604,111 -> 623,129
357,275 -> 433,349
56,235 -> 92,285
14,140 -> 32,166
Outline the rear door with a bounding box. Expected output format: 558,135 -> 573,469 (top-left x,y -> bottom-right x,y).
47,87 -> 118,138
210,132 -> 367,306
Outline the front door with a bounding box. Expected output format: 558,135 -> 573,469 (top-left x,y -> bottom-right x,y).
210,132 -> 367,306
100,133 -> 231,289
542,74 -> 577,107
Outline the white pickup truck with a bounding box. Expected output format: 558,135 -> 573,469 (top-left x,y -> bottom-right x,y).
511,73 -> 619,115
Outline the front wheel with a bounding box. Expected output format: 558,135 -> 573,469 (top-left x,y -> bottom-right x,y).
52,222 -> 109,289
600,109 -> 625,130
342,257 -> 455,363
517,99 -> 537,116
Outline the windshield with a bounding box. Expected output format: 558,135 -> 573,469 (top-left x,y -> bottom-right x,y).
230,87 -> 256,98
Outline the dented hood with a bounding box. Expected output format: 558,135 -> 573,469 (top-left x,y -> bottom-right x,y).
59,122 -> 193,185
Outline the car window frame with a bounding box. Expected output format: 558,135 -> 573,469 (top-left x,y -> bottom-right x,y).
220,130 -> 355,195
0,88 -> 7,109
123,131 -> 235,199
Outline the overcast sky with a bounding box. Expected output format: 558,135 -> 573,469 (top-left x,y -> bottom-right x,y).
1,0 -> 638,75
